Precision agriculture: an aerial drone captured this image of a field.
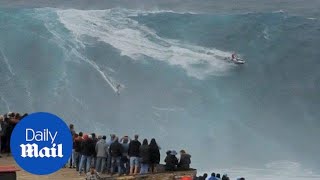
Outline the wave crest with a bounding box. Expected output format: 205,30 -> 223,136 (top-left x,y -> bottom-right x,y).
45,8 -> 235,79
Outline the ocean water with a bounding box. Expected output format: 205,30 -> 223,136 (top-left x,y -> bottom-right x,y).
0,1 -> 320,179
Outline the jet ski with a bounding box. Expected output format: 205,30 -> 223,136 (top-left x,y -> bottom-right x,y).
232,58 -> 245,64
224,55 -> 246,64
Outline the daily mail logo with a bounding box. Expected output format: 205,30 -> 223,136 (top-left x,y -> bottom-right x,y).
20,128 -> 63,158
11,112 -> 72,175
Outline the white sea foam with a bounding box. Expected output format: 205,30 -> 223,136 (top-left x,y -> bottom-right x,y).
307,17 -> 317,20
53,8 -> 233,80
0,95 -> 11,112
23,81 -> 34,111
0,47 -> 15,76
36,9 -> 120,93
272,10 -> 285,14
131,9 -> 200,16
262,27 -> 270,40
152,106 -> 184,112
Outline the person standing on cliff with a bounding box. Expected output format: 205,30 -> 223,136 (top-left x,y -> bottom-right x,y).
6,112 -> 20,156
109,137 -> 123,175
106,134 -> 116,174
69,124 -> 76,168
120,136 -> 130,175
79,134 -> 95,175
149,138 -> 160,173
0,115 -> 4,158
95,135 -> 108,174
75,132 -> 83,171
128,134 -> 141,175
91,133 -> 98,169
139,139 -> 150,174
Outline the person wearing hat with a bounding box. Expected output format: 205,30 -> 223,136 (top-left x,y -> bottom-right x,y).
164,150 -> 178,171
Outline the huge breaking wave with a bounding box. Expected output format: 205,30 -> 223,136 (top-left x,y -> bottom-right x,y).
1,7 -> 320,180
47,8 -> 235,80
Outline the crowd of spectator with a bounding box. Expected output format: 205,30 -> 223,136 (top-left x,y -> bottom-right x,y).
0,112 -> 28,157
0,112 -> 246,180
197,172 -> 246,180
67,124 -> 192,179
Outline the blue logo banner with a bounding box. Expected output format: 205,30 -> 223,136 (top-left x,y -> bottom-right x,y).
10,112 -> 72,175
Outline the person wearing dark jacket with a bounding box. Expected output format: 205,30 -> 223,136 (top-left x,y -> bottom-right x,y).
68,124 -> 76,168
128,134 -> 141,175
74,132 -> 83,171
178,150 -> 191,170
91,133 -> 98,169
222,174 -> 230,180
79,135 -> 95,175
0,115 -> 4,158
79,134 -> 88,174
106,134 -> 116,173
120,136 -> 130,175
109,137 -> 123,175
139,139 -> 150,174
164,150 -> 178,171
198,173 -> 208,180
149,138 -> 160,173
70,133 -> 78,168
0,115 -> 5,158
6,112 -> 20,155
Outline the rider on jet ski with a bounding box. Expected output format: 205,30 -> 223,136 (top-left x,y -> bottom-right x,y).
231,53 -> 237,60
